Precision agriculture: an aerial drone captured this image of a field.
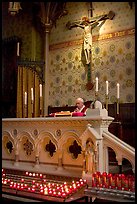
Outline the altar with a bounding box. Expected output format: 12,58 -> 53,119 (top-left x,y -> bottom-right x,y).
2,108 -> 135,178
2,108 -> 135,202
2,109 -> 112,174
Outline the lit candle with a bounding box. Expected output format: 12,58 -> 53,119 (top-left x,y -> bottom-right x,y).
31,88 -> 34,101
96,77 -> 98,92
106,81 -> 108,95
25,92 -> 27,105
117,83 -> 120,99
9,2 -> 13,10
17,42 -> 20,56
40,84 -> 42,97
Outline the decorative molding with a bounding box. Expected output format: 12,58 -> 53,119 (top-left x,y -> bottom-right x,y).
33,129 -> 39,137
49,28 -> 135,51
23,139 -> 33,156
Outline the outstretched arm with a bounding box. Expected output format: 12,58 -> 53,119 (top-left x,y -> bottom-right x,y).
90,15 -> 107,29
66,21 -> 84,29
74,23 -> 84,29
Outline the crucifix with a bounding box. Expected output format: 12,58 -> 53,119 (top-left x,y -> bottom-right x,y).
66,6 -> 115,90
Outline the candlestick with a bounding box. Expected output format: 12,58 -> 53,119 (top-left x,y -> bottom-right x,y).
17,42 -> 20,56
106,81 -> 108,95
24,94 -> 27,118
117,83 -> 120,99
31,100 -> 34,117
117,98 -> 119,114
105,94 -> 109,110
24,104 -> 27,118
95,77 -> 98,92
40,96 -> 43,117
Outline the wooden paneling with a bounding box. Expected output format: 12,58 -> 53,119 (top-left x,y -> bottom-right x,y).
108,103 -> 135,147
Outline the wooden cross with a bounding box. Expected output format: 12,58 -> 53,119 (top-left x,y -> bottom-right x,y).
66,10 -> 115,90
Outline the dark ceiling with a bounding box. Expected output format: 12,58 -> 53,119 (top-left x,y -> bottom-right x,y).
2,2 -> 68,32
31,2 -> 68,29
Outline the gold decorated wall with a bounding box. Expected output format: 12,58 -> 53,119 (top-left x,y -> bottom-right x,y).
49,2 -> 135,106
2,2 -> 135,108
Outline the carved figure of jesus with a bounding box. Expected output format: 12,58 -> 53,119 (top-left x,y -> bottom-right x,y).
66,11 -> 115,65
75,16 -> 105,64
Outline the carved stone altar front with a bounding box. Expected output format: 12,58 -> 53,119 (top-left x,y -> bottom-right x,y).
2,111 -> 135,178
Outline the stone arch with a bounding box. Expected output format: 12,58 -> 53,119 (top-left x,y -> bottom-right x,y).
59,130 -> 81,151
34,131 -> 59,165
2,131 -> 15,157
35,131 -> 58,156
57,130 -> 83,170
121,156 -> 135,174
105,143 -> 134,171
15,131 -> 35,157
106,145 -> 118,162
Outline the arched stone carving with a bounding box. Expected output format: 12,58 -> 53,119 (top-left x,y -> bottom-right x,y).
35,131 -> 58,157
2,132 -> 15,157
14,131 -> 35,160
103,131 -> 135,173
45,140 -> 56,157
59,130 -> 81,152
69,140 -> 82,159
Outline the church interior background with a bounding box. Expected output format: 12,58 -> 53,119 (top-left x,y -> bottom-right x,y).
2,2 -> 135,202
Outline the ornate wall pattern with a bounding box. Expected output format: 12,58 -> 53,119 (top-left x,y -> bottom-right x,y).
2,2 -> 135,108
49,2 -> 135,106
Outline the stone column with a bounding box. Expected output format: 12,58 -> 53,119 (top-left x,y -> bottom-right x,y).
98,140 -> 104,172
14,149 -> 19,166
35,156 -> 39,165
103,146 -> 109,173
43,24 -> 51,116
57,150 -> 63,170
82,150 -> 86,176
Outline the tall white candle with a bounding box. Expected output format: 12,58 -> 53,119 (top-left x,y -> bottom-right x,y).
17,42 -> 20,56
106,81 -> 109,95
25,92 -> 27,105
40,84 -> 42,97
31,88 -> 34,101
96,77 -> 98,92
117,83 -> 120,99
